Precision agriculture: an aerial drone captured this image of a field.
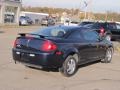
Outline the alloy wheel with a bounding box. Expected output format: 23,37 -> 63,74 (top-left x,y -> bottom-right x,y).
66,58 -> 76,75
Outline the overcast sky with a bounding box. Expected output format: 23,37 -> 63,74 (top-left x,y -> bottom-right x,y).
22,0 -> 120,13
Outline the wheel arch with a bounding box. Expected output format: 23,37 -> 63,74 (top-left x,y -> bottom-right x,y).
108,46 -> 114,54
105,31 -> 112,35
63,48 -> 79,63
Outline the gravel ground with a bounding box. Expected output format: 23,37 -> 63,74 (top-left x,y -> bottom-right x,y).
0,26 -> 120,90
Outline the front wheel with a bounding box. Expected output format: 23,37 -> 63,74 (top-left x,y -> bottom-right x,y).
101,48 -> 113,63
60,55 -> 78,77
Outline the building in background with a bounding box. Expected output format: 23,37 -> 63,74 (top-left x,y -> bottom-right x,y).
0,0 -> 22,25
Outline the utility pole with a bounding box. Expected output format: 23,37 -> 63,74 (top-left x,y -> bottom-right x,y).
87,0 -> 93,20
105,12 -> 108,21
83,0 -> 93,20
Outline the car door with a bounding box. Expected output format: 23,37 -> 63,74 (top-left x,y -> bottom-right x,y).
115,23 -> 120,39
67,30 -> 93,63
81,30 -> 103,61
107,23 -> 120,39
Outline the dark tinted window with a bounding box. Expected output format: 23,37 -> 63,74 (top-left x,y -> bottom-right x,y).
20,16 -> 25,19
68,31 -> 82,39
107,23 -> 116,29
20,16 -> 31,21
82,30 -> 99,41
79,22 -> 94,26
25,16 -> 32,21
92,23 -> 106,29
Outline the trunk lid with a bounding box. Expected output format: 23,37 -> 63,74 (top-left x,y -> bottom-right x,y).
15,33 -> 47,51
14,33 -> 58,52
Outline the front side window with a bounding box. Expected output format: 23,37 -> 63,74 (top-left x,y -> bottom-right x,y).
82,30 -> 100,41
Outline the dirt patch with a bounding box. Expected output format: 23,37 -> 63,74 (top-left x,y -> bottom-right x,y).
0,31 -> 5,34
113,41 -> 120,52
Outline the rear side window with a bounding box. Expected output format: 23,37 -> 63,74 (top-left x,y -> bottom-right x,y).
68,31 -> 82,40
82,30 -> 99,41
93,23 -> 106,29
20,16 -> 25,19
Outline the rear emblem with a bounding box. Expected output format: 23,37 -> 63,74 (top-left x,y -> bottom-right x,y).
17,44 -> 21,47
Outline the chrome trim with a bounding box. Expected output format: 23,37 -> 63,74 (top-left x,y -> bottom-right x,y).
21,62 -> 43,69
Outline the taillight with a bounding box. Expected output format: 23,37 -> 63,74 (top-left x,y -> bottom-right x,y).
41,40 -> 57,52
13,39 -> 18,48
100,27 -> 105,36
100,28 -> 104,33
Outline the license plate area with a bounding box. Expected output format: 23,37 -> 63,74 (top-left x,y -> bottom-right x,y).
21,52 -> 30,62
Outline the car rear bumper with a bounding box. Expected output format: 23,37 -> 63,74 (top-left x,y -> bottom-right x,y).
12,48 -> 64,68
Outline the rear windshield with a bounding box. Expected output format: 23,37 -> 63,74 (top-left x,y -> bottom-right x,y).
32,27 -> 69,37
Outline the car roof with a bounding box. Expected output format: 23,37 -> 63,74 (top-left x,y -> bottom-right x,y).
38,25 -> 94,33
50,25 -> 90,31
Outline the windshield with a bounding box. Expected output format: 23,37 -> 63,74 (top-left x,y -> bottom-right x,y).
32,27 -> 69,37
20,16 -> 32,21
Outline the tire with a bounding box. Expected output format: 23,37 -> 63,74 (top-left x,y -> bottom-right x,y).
105,34 -> 111,41
60,55 -> 78,77
101,48 -> 113,63
19,22 -> 21,26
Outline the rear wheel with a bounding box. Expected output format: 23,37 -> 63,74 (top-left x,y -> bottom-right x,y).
19,22 -> 21,26
60,55 -> 78,77
101,48 -> 113,63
